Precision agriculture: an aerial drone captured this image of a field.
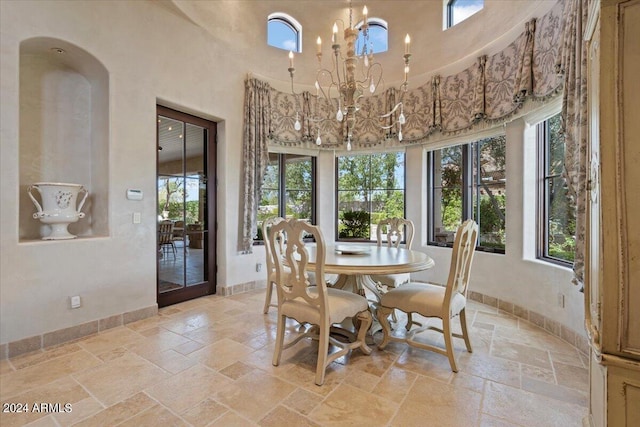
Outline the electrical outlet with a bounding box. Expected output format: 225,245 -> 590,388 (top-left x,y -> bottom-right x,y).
133,212 -> 141,224
256,263 -> 262,272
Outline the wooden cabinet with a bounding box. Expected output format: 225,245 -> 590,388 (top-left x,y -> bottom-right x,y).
586,1 -> 640,426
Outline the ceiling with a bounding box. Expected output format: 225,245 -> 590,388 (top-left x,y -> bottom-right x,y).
163,0 -> 556,86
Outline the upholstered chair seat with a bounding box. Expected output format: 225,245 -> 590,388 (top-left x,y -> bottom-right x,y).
269,218 -> 372,385
377,220 -> 478,373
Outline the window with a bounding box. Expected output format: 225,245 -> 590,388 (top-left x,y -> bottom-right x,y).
336,152 -> 405,241
257,153 -> 316,240
537,113 -> 575,264
356,18 -> 388,55
267,13 -> 302,52
428,135 -> 506,252
446,0 -> 484,28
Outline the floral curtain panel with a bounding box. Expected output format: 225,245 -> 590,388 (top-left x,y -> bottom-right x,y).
556,0 -> 589,288
440,58 -> 482,133
240,78 -> 271,253
514,19 -> 536,103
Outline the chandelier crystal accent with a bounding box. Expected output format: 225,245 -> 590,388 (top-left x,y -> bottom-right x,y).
288,1 -> 411,150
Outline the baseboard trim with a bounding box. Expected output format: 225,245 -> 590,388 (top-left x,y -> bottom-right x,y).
468,290 -> 589,356
1,305 -> 158,360
217,280 -> 264,296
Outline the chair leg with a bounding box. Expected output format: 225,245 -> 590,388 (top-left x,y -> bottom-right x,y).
442,316 -> 458,372
459,308 -> 473,353
263,281 -> 274,314
376,306 -> 394,350
315,323 -> 330,386
272,314 -> 286,367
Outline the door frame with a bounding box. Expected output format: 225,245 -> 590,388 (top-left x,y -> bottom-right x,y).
156,105 -> 217,307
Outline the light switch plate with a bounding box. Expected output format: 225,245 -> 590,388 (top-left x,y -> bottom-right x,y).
70,295 -> 81,309
133,212 -> 141,224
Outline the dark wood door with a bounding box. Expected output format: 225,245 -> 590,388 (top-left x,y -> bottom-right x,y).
156,105 -> 216,307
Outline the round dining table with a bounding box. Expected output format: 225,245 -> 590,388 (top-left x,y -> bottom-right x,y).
304,244 -> 435,298
303,243 -> 435,338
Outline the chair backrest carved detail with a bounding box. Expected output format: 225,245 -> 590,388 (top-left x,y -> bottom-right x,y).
269,219 -> 328,314
376,217 -> 414,249
262,217 -> 285,278
445,219 -> 478,301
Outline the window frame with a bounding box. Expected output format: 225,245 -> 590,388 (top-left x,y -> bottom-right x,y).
267,13 -> 302,53
255,152 -> 317,243
355,18 -> 389,55
427,137 -> 506,254
536,116 -> 574,267
446,0 -> 484,29
335,152 -> 406,242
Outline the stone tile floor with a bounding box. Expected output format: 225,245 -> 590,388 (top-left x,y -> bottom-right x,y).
0,290 -> 588,426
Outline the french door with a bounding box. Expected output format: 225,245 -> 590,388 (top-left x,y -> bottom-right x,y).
156,105 -> 216,307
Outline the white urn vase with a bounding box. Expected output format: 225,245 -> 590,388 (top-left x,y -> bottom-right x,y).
27,182 -> 88,240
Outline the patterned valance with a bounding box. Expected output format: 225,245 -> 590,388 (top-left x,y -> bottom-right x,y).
254,0 -> 564,152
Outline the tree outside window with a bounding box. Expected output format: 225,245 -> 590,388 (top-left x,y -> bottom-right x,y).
257,153 -> 315,240
336,152 -> 405,240
158,176 -> 201,224
538,113 -> 575,264
428,135 -> 506,252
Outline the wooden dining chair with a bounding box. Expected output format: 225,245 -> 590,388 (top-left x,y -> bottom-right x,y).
370,218 -> 415,290
262,216 -> 285,314
172,220 -> 188,253
376,219 -> 478,372
270,218 -> 372,385
158,220 -> 176,260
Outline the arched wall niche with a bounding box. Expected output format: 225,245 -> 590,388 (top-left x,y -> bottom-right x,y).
19,37 -> 109,241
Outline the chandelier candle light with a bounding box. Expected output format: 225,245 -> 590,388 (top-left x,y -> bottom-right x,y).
288,1 -> 411,151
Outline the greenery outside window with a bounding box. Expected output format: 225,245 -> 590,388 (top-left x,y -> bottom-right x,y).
537,114 -> 575,264
336,152 -> 405,241
157,175 -> 202,224
428,135 -> 506,253
257,153 -> 316,241
446,0 -> 484,28
267,13 -> 302,52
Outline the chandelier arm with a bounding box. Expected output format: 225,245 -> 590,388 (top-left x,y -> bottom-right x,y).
356,61 -> 383,84
380,102 -> 403,118
316,68 -> 340,95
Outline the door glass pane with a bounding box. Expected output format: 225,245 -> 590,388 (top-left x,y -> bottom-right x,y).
158,116 -> 186,292
184,123 -> 206,286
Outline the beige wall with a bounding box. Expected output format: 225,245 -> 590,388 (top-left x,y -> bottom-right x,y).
0,0 -> 244,343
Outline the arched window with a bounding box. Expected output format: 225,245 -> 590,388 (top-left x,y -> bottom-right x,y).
356,18 -> 388,55
267,13 -> 302,52
446,0 -> 484,28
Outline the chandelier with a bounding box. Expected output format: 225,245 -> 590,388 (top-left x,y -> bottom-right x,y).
287,1 -> 411,151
